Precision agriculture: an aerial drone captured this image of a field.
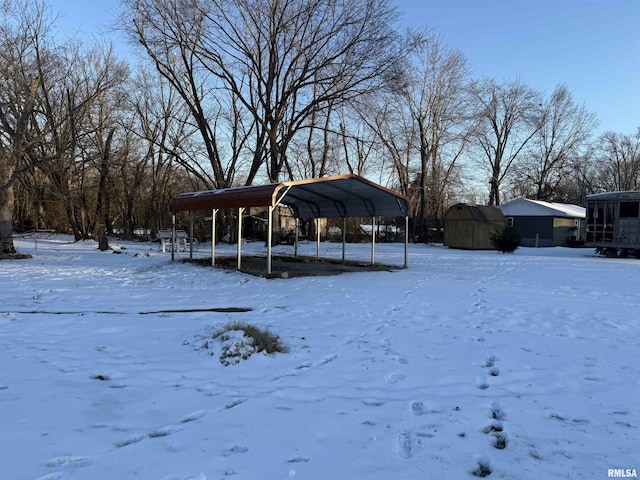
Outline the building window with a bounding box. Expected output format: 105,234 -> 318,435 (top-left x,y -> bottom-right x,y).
620,201 -> 639,218
506,217 -> 514,227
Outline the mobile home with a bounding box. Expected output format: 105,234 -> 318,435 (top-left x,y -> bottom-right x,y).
585,191 -> 640,257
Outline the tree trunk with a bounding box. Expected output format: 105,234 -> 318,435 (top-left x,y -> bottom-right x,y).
0,172 -> 16,255
94,128 -> 115,236
97,225 -> 110,251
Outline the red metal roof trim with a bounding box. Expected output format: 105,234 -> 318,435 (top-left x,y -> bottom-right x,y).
170,174 -> 412,218
170,183 -> 280,212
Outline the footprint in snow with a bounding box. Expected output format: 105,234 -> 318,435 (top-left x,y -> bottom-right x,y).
571,417 -> 590,424
224,398 -> 247,410
149,425 -> 183,438
490,402 -> 506,421
223,445 -> 248,456
482,422 -> 503,434
484,355 -> 498,368
410,400 -> 425,416
385,372 -> 406,384
114,433 -> 147,448
273,355 -> 337,380
180,409 -> 207,423
287,456 -> 309,463
384,305 -> 401,316
471,455 -> 492,477
45,456 -> 92,468
549,412 -> 567,422
397,432 -> 415,459
492,432 -> 508,450
318,354 -> 337,365
393,354 -> 409,365
476,376 -> 490,390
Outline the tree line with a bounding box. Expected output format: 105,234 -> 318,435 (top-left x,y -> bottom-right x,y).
2,0 -> 639,254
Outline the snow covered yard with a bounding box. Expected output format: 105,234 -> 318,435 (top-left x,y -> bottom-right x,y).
0,235 -> 638,480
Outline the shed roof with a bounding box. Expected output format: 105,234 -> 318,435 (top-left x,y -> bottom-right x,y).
497,198 -> 585,218
170,174 -> 411,219
445,203 -> 506,223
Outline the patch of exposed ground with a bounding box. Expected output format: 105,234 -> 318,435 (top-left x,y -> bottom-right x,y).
186,254 -> 402,278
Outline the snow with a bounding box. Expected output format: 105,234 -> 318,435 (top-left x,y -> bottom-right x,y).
1,234 -> 638,480
497,198 -> 586,218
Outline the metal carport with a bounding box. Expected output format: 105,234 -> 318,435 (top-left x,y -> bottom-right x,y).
168,174 -> 412,274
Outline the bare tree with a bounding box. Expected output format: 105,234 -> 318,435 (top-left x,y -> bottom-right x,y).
339,105 -> 382,179
288,97 -> 381,181
552,146 -> 600,205
124,67 -> 203,234
472,77 -> 542,205
0,0 -> 47,254
359,29 -> 473,240
512,85 -> 597,200
123,0 -> 402,185
29,39 -> 128,240
75,44 -> 130,237
595,128 -> 640,192
400,30 -> 473,240
363,95 -> 415,196
124,1 -> 247,190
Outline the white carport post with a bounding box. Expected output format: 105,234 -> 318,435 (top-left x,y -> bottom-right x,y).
237,207 -> 245,270
189,211 -> 194,259
269,187 -> 292,273
267,206 -> 274,275
294,218 -> 299,258
404,216 -> 409,268
316,218 -> 321,260
342,217 -> 347,263
211,209 -> 218,267
370,216 -> 376,265
171,213 -> 176,262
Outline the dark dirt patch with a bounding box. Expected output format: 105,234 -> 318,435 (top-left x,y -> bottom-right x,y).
0,253 -> 32,260
140,307 -> 252,314
185,254 -> 402,278
3,308 -> 250,315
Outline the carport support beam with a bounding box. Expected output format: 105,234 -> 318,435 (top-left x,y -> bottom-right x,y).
189,211 -> 194,259
316,218 -> 321,260
294,218 -> 299,258
171,214 -> 176,262
267,206 -> 273,275
237,207 -> 244,270
211,209 -> 218,267
342,217 -> 346,263
404,216 -> 409,268
371,216 -> 376,265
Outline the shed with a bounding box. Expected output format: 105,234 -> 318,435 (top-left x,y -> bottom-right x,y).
443,203 -> 506,250
497,198 -> 586,247
168,174 -> 412,274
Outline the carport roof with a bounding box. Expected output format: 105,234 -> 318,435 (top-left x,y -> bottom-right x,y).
170,174 -> 411,219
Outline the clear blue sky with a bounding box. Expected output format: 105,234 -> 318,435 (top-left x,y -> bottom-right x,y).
399,0 -> 640,135
53,0 -> 640,135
